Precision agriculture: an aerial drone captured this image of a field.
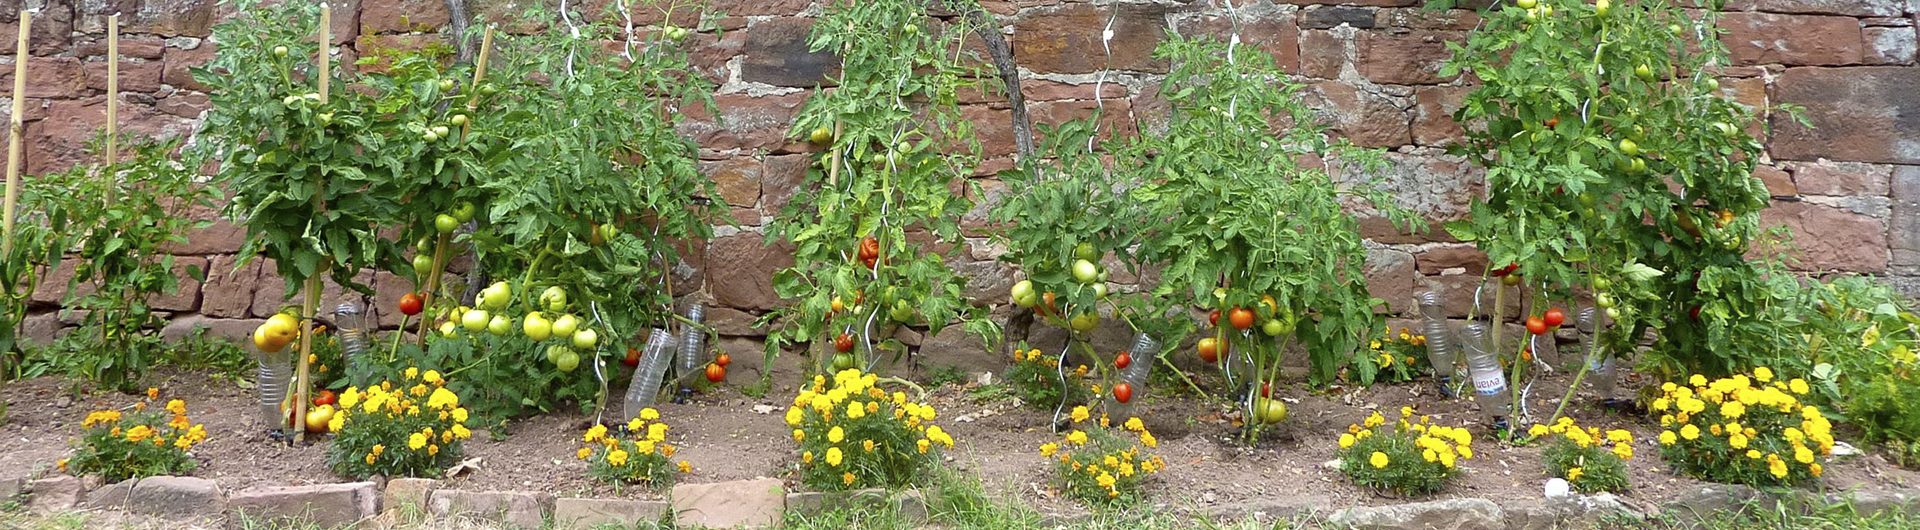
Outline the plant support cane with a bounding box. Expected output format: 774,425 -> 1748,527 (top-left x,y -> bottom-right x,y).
415,27 -> 493,345
292,4 -> 332,444
1,10 -> 27,258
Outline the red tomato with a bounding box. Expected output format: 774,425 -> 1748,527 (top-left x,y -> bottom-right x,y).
1112,382 -> 1133,404
1208,310 -> 1221,327
1492,263 -> 1519,277
1228,308 -> 1255,331
1526,316 -> 1549,335
1543,308 -> 1567,328
1114,351 -> 1132,370
1544,117 -> 1560,128
1690,305 -> 1702,320
834,333 -> 855,353
1260,382 -> 1272,398
398,292 -> 424,316
857,237 -> 879,261
312,390 -> 337,407
623,347 -> 641,367
1197,338 -> 1221,363
705,363 -> 726,383
715,352 -> 732,367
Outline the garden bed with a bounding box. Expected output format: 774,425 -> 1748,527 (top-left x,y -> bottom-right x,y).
3,367 -> 1915,523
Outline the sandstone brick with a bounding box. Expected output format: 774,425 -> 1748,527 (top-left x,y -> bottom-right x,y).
705,233 -> 793,311
1723,0 -> 1907,17
1720,76 -> 1770,141
1412,86 -> 1468,146
923,322 -> 1000,375
705,305 -> 762,336
1761,201 -> 1890,272
1016,80 -> 1129,102
759,154 -> 812,218
147,255 -> 208,312
27,475 -> 82,514
78,37 -> 168,60
27,98 -> 195,173
85,59 -> 166,94
161,41 -> 216,92
1864,27 -> 1916,65
708,0 -> 810,15
1378,8 -> 1482,30
0,57 -> 89,99
1179,11 -> 1301,73
1786,160 -> 1894,196
201,255 -> 260,318
0,7 -> 74,54
428,490 -> 549,529
552,497 -> 669,530
161,315 -> 263,342
964,104 -> 1018,158
20,312 -> 66,344
672,479 -> 784,529
1305,81 -> 1411,148
1418,274 -> 1520,318
125,0 -> 219,37
1301,6 -> 1375,29
1719,13 -> 1863,66
94,476 -> 224,520
1366,248 -> 1417,314
227,482 -> 378,529
702,157 -> 764,209
157,92 -> 211,118
1015,3 -> 1168,75
741,17 -> 838,88
1755,164 -> 1797,197
382,477 -> 436,512
1415,245 -> 1489,275
1300,29 -> 1347,79
1358,30 -> 1461,85
679,93 -> 809,153
1892,166 -> 1920,271
360,0 -> 449,34
1770,67 -> 1920,165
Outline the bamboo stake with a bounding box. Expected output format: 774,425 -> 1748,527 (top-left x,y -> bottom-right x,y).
292,3 -> 331,444
415,26 -> 496,344
2,11 -> 29,257
104,13 -> 118,207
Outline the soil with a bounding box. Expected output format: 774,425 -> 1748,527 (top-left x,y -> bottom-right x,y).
2,367 -> 1916,521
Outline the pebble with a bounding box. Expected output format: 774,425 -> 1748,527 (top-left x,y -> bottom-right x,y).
1544,478 -> 1571,498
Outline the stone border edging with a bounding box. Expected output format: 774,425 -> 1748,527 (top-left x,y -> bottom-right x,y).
3,470 -> 1915,529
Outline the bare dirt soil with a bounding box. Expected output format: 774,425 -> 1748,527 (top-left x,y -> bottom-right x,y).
2,367 -> 1915,520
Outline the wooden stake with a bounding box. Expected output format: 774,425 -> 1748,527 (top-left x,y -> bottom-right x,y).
293,3 -> 332,444
104,14 -> 118,206
2,10 -> 29,257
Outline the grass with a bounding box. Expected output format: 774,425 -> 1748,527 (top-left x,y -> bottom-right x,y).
4,474 -> 1916,530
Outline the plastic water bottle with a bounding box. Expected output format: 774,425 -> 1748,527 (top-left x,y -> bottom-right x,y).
1578,307 -> 1615,401
334,303 -> 369,370
1417,292 -> 1461,392
1459,320 -> 1510,426
1106,332 -> 1160,419
624,327 -> 679,418
675,302 -> 708,389
257,349 -> 292,433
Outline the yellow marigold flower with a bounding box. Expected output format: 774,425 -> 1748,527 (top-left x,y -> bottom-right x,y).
1401,406 -> 1415,418
1681,425 -> 1701,441
843,472 -> 857,486
802,451 -> 814,464
1067,430 -> 1088,445
1794,445 -> 1815,464
1567,467 -> 1584,482
648,423 -> 668,442
405,367 -> 419,380
928,426 -> 953,447
125,425 -> 155,443
365,453 -> 377,465
1690,374 -> 1708,387
1369,452 -> 1389,469
638,440 -> 656,455
607,449 -> 629,467
174,436 -> 194,450
576,447 -> 592,460
1710,424 -> 1723,436
1364,412 -> 1386,428
1097,472 -> 1117,489
1729,433 -> 1749,449
1612,444 -> 1633,460
1140,432 -> 1157,448
1720,401 -> 1745,419
1809,463 -> 1823,477
1528,424 -> 1549,437
846,401 -> 866,420
1607,430 -> 1632,444
1040,442 -> 1059,457
1422,449 -> 1438,463
793,429 -> 806,443
918,439 -> 931,454
1789,378 -> 1809,395
428,444 -> 440,456
165,399 -> 187,416
1753,367 -> 1773,382
409,432 -> 428,450
828,426 -> 845,444
423,370 -> 443,385
1070,406 -> 1090,424
1768,458 -> 1788,478
785,407 -> 804,427
147,387 -> 160,400
826,447 -> 844,467
452,424 -> 471,440
1459,445 -> 1474,460
862,439 -> 876,452
1339,433 -> 1356,449
169,414 -> 191,430
428,387 -> 459,410
585,425 -> 608,443
1125,417 -> 1145,432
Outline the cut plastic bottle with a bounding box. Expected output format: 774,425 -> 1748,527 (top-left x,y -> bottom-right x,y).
1417,292 -> 1462,394
1577,307 -> 1615,401
675,302 -> 708,389
1459,319 -> 1510,427
1105,332 -> 1160,419
624,327 -> 679,419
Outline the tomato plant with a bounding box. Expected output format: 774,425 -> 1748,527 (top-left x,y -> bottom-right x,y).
1122,34 -> 1412,443
1442,0 -> 1793,425
763,0 -> 999,379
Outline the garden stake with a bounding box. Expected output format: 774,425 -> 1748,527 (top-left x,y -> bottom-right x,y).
104,14 -> 118,206
292,3 -> 332,445
1,10 -> 28,257
417,27 -> 492,345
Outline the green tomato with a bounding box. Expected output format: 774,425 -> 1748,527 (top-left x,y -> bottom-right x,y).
1071,259 -> 1099,284
449,114 -> 470,127
572,328 -> 599,350
272,45 -> 289,58
1516,0 -> 1537,8
1604,307 -> 1622,321
487,314 -> 510,336
1703,78 -> 1720,93
1074,242 -> 1098,262
1618,138 -> 1640,157
1592,277 -> 1612,291
833,353 -> 858,371
1594,0 -> 1610,15
416,237 -> 433,253
435,213 -> 459,234
1634,64 -> 1655,82
540,286 -> 569,312
1069,312 -> 1099,332
1262,319 -> 1286,337
451,201 -> 477,222
1010,280 -> 1036,308
523,312 -> 553,341
439,321 -> 459,338
1595,293 -> 1615,309
890,300 -> 914,323
556,351 -> 580,373
480,281 -> 512,310
809,126 -> 833,145
438,79 -> 457,92
461,309 -> 490,332
552,314 -> 580,338
412,254 -> 435,278
1092,283 -> 1109,300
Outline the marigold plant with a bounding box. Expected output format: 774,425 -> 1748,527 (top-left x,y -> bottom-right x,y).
576,408 -> 688,488
1039,407 -> 1165,505
63,390 -> 208,482
325,368 -> 472,479
1003,346 -> 1090,411
1653,369 -> 1831,487
1336,407 -> 1474,495
786,369 -> 951,491
1528,417 -> 1634,493
1364,329 -> 1430,384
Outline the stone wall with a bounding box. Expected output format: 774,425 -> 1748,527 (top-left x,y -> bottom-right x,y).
8,0 -> 1918,368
